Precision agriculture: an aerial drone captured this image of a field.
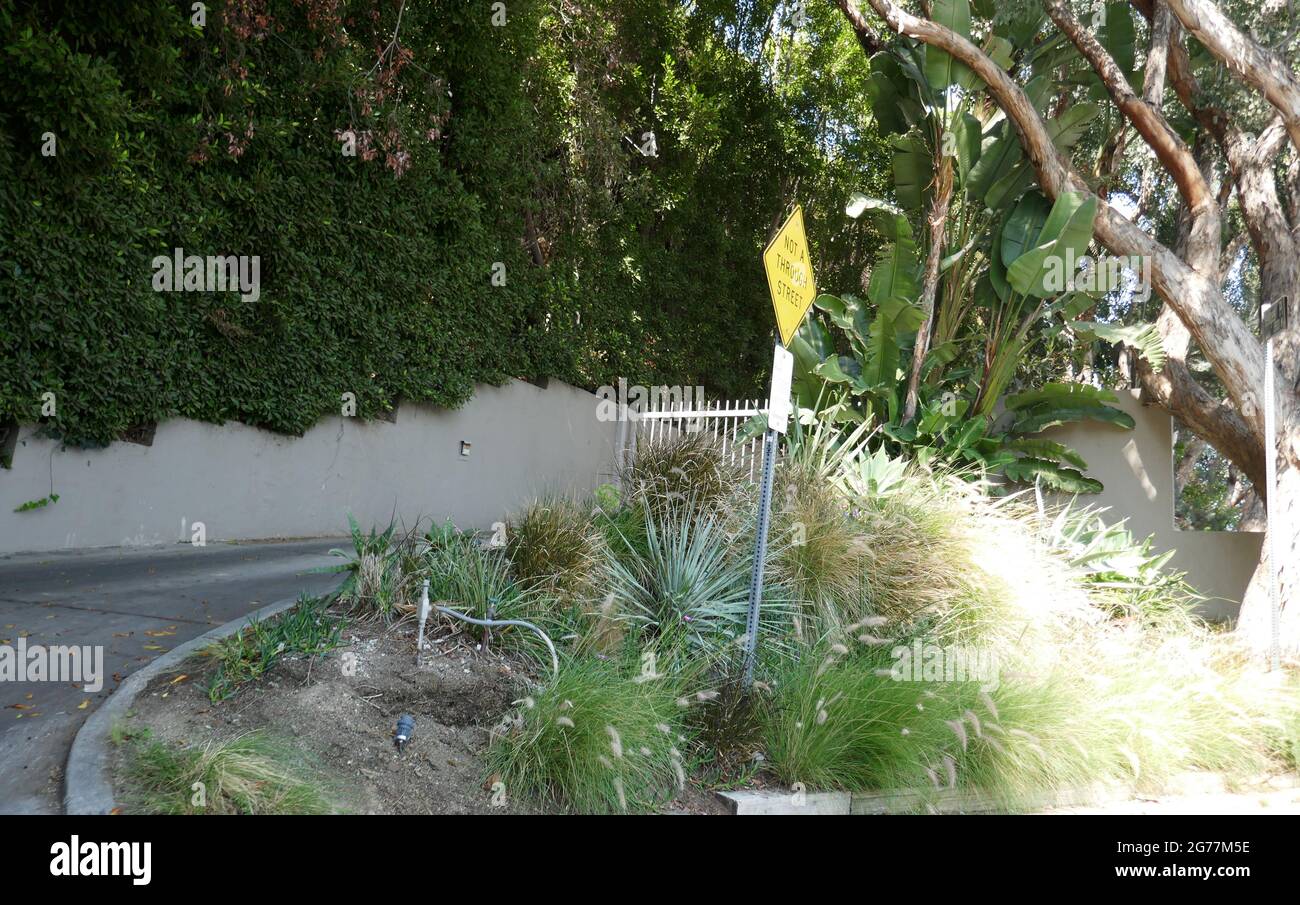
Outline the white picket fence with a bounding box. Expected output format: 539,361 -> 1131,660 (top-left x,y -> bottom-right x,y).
617,398 -> 768,481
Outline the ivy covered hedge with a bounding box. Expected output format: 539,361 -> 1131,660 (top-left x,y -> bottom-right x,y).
2,1 -> 881,449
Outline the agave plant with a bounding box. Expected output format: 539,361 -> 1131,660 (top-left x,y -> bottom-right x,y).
1039,499 -> 1202,624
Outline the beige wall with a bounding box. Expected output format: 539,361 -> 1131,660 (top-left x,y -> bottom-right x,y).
1043,390 -> 1262,620
619,390 -> 1264,615
0,379 -> 620,555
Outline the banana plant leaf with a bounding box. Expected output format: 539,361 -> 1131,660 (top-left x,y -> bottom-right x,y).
924,0 -> 975,92
1006,192 -> 1098,298
891,134 -> 931,212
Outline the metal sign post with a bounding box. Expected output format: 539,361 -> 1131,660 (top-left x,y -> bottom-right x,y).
743,422 -> 780,685
746,204 -> 814,687
742,343 -> 793,686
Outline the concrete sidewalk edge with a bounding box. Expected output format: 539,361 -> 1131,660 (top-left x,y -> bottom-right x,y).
64,596 -> 301,815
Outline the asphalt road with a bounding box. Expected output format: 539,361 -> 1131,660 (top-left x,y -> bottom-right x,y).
0,539 -> 344,814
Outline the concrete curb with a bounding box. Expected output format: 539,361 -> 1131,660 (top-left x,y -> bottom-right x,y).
715,772 -> 1296,814
714,784 -> 1130,815
64,596 -> 301,816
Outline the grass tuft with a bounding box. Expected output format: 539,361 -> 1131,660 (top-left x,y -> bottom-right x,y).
119,729 -> 334,815
486,655 -> 687,813
506,496 -> 604,600
203,594 -> 344,702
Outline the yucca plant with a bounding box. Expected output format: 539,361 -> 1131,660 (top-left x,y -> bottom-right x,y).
604,503 -> 796,673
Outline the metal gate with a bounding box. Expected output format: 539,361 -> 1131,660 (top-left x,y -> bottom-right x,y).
617,398 -> 768,482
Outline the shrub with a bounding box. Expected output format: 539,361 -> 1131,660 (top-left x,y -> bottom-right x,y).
319,514 -> 422,623
623,432 -> 745,520
591,484 -> 650,564
685,677 -> 766,780
0,2 -> 811,451
425,529 -> 564,668
604,504 -> 795,673
486,656 -> 687,813
761,642 -> 1003,799
770,471 -> 868,634
1042,500 -> 1204,626
506,496 -> 603,600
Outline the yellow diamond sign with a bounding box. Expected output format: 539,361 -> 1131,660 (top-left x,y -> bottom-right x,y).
763,204 -> 816,347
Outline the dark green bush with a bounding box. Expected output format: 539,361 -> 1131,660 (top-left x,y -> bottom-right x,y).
2,1 -> 890,450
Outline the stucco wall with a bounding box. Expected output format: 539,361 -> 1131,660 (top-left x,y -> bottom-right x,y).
0,379 -> 620,555
1043,390 -> 1263,620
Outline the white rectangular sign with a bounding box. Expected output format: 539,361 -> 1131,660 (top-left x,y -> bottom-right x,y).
767,343 -> 794,434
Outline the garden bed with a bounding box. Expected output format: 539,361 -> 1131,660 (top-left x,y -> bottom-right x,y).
109,615 -> 726,815
108,430 -> 1300,815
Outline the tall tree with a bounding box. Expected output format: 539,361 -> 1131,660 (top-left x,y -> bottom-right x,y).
833,0 -> 1300,656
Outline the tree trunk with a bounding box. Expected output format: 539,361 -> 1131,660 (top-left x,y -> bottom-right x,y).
1238,454 -> 1300,659
903,148 -> 954,423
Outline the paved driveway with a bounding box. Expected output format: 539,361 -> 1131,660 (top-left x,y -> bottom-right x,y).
0,539 -> 344,814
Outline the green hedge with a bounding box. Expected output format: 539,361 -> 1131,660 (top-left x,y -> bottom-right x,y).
0,0 -> 822,448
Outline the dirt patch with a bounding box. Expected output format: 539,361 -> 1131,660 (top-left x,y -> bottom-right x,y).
111,619 -> 727,815
113,620 -> 539,814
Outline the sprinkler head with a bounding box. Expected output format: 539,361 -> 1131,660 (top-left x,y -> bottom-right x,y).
395,714 -> 416,751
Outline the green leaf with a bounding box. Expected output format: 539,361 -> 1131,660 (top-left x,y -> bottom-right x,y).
1006,193 -> 1098,298
866,238 -> 920,309
1098,3 -> 1137,78
1004,458 -> 1103,493
891,134 -> 931,212
1006,382 -> 1136,434
922,340 -> 960,379
966,122 -> 1022,203
864,297 -> 923,389
867,53 -> 923,135
1000,192 -> 1052,266
924,0 -> 975,91
814,355 -> 868,393
951,112 -> 983,186
985,243 -> 1011,302
1004,437 -> 1088,469
1072,321 -> 1167,372
1005,381 -> 1120,411
985,160 -> 1036,210
1011,401 -> 1135,434
942,413 -> 987,454
993,8 -> 1046,48
845,194 -> 914,240
1048,102 -> 1101,152
983,35 -> 1015,70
